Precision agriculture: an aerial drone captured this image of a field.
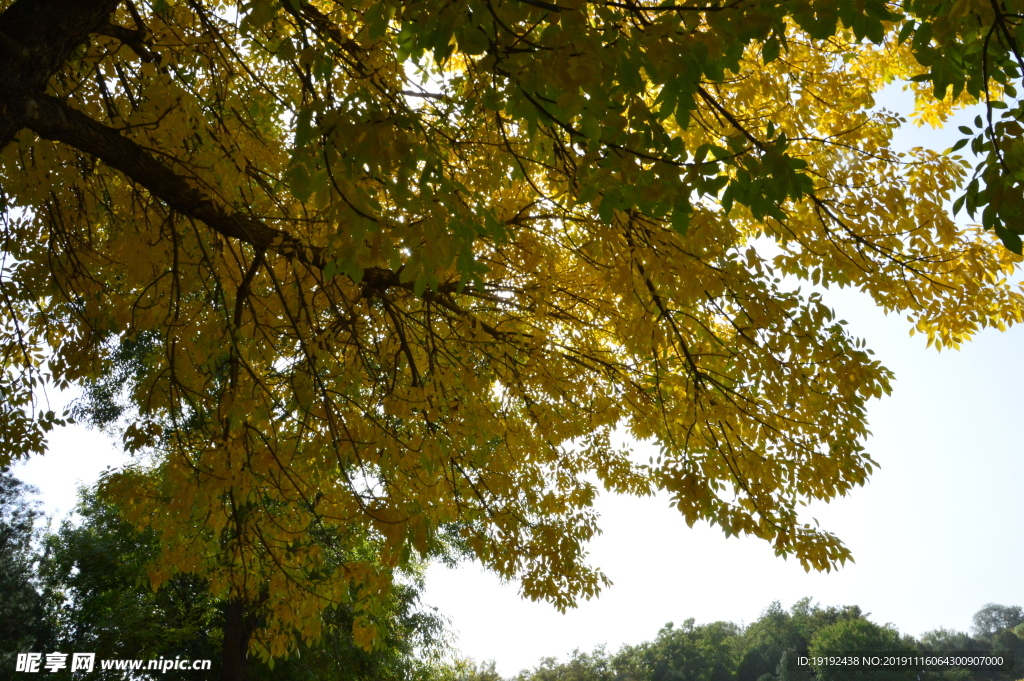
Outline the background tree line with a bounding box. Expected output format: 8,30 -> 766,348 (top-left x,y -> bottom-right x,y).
3,469 -> 1022,681
475,602 -> 1024,681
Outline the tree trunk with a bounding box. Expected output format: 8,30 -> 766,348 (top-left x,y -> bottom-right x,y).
0,0 -> 120,145
220,599 -> 253,681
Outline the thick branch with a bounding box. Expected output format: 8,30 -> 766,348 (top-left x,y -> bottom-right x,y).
26,95 -> 328,268
25,95 -> 416,298
0,0 -> 121,143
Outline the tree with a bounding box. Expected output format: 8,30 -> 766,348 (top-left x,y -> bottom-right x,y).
513,649 -> 618,681
807,619 -> 917,681
0,472 -> 50,677
1,0 -> 1022,676
615,620 -> 744,681
737,604 -> 796,681
737,599 -> 865,681
38,489 -> 223,680
971,605 -> 1024,641
917,628 -> 988,654
987,621 -> 1024,680
33,488 -> 452,681
457,660 -> 507,681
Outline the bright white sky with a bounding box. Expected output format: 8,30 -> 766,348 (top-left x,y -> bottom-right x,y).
13,86 -> 1023,677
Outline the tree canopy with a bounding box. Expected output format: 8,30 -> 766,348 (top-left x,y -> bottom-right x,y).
1,0 -> 1023,671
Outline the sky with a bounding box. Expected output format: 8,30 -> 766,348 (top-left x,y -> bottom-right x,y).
12,86 -> 1024,677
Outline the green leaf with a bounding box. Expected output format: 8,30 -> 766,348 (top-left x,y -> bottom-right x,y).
911,21 -> 933,53
413,273 -> 428,297
704,175 -> 728,195
721,185 -> 734,212
458,27 -> 490,56
581,113 -> 602,143
995,225 -> 1023,254
897,20 -> 916,45
709,145 -> 730,160
951,194 -> 966,215
598,190 -> 619,222
294,108 -> 315,148
366,3 -> 392,40
286,164 -> 312,202
671,205 -> 690,235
